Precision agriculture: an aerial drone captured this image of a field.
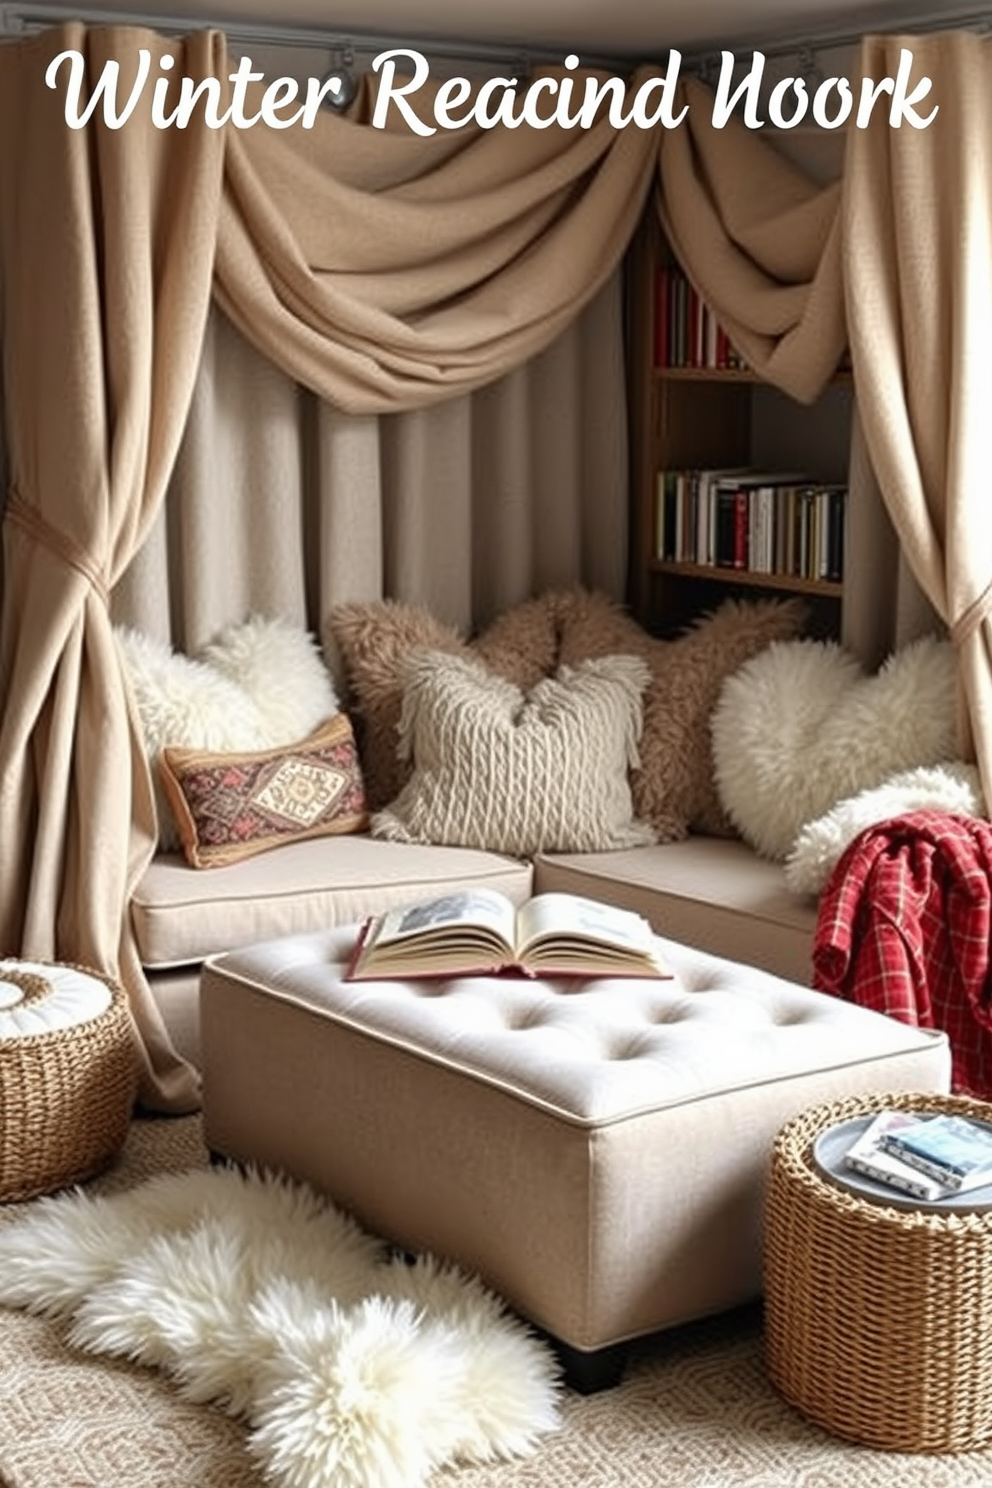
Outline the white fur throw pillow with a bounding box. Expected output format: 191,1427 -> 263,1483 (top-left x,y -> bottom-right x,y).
784,761 -> 986,896
711,633 -> 958,860
116,616 -> 339,850
371,651 -> 655,856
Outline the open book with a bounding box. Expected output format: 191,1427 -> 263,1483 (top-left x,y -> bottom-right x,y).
346,889 -> 673,982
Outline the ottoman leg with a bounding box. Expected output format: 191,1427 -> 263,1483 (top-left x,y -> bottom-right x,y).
552,1337 -> 628,1394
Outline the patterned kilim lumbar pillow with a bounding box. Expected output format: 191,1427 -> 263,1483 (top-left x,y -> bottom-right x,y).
159,713 -> 368,868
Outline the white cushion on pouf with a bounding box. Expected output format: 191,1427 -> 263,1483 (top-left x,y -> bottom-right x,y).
0,960 -> 112,1036
201,927 -> 950,1367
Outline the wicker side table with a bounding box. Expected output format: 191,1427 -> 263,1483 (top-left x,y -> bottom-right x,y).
765,1089 -> 992,1454
0,958 -> 137,1202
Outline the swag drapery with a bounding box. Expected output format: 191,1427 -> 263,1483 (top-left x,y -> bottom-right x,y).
0,23 -> 988,1110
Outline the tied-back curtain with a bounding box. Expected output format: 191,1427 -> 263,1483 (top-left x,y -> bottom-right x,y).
0,25 -> 665,1110
656,74 -> 847,404
0,24 -> 225,1112
844,31 -> 992,806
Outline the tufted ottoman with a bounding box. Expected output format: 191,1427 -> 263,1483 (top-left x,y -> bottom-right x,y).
200,926 -> 951,1388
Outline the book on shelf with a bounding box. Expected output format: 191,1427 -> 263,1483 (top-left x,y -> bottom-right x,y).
878,1114 -> 992,1193
653,264 -> 745,371
346,889 -> 673,983
655,467 -> 847,582
842,1110 -> 958,1201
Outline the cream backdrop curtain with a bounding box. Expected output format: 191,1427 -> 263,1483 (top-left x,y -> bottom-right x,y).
112,276 -> 628,652
0,25 -> 656,1111
844,31 -> 992,802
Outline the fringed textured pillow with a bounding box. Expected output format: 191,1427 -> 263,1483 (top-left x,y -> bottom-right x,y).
371,651 -> 655,857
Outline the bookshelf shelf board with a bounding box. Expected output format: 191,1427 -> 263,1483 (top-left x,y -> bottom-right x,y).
649,560 -> 843,598
653,365 -> 761,383
652,365 -> 854,386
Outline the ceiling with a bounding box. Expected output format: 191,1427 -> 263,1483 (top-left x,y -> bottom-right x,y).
20,0 -> 964,59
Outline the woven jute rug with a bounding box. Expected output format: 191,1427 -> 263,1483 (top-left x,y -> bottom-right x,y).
1,1116 -> 992,1488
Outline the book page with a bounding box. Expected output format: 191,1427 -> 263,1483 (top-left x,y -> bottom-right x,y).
370,888 -> 517,951
515,892 -> 656,957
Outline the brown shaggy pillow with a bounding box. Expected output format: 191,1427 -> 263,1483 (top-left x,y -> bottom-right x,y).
470,593 -> 561,691
328,592 -> 575,808
326,601 -> 468,808
640,598 -> 809,840
555,592 -> 808,840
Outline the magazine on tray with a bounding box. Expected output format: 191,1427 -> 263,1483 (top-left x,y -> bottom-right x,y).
842,1111 -> 958,1202
878,1113 -> 992,1193
345,889 -> 673,982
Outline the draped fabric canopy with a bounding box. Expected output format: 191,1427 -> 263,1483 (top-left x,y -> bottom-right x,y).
217,67 -> 661,412
0,21 -> 988,1110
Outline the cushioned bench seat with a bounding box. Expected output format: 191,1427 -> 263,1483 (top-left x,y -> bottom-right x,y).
133,835 -> 532,1063
535,837 -> 817,987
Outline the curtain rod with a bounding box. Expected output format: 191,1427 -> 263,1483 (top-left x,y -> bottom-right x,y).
682,5 -> 992,68
0,3 -> 628,69
3,2 -> 990,76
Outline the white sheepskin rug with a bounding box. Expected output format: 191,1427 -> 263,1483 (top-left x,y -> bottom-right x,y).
784,761 -> 986,896
0,1165 -> 561,1488
116,615 -> 339,849
710,633 -> 958,861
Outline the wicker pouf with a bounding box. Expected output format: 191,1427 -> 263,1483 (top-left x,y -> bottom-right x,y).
0,959 -> 138,1202
765,1089 -> 992,1454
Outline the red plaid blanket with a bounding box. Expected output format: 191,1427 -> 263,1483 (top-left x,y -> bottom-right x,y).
813,809 -> 992,1099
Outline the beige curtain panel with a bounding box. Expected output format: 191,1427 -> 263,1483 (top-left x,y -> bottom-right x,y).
844,31 -> 992,804
655,45 -> 992,803
0,25 -> 225,1113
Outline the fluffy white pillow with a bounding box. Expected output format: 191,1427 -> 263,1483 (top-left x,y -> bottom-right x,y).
198,614 -> 337,745
784,761 -> 986,896
117,616 -> 339,850
710,639 -> 863,860
712,634 -> 958,860
372,650 -> 655,856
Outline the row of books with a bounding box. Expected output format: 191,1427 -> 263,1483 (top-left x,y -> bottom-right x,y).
656,468 -> 847,583
653,264 -> 746,371
843,1111 -> 992,1201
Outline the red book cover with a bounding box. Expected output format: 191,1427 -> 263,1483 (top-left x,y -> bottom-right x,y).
687,284 -> 699,367
733,489 -> 748,569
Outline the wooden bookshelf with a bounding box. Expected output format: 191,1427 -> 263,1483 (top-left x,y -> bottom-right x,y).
626,209 -> 853,640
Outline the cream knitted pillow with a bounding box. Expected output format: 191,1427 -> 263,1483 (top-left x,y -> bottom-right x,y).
371,651 -> 655,856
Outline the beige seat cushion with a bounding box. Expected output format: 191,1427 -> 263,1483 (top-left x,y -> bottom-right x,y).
534,836 -> 817,986
132,835 -> 532,970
